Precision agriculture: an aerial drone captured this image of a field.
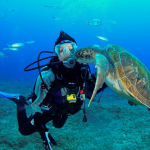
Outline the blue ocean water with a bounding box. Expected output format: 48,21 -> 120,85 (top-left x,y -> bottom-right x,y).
0,0 -> 150,83
0,1 -> 150,150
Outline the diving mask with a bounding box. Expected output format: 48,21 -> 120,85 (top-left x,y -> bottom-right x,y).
54,42 -> 78,57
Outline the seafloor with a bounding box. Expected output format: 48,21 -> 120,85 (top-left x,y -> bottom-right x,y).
0,77 -> 150,150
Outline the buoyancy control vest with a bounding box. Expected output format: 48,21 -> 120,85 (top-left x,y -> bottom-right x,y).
41,56 -> 89,112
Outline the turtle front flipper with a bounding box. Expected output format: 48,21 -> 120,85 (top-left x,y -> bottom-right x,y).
88,53 -> 109,107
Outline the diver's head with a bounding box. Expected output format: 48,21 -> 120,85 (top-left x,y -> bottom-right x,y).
54,31 -> 77,63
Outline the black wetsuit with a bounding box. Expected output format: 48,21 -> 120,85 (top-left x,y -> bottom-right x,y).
16,57 -> 108,136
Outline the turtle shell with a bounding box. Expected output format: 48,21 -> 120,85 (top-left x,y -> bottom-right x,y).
106,44 -> 150,107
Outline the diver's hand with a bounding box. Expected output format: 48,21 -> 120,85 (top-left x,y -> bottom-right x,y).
40,105 -> 58,115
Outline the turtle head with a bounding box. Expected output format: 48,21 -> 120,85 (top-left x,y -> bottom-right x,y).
75,45 -> 104,63
75,46 -> 95,63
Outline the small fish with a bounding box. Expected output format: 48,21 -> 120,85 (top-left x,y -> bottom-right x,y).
3,48 -> 19,51
7,9 -> 15,12
0,13 -> 4,18
24,41 -> 35,44
0,52 -> 7,58
53,17 -> 62,21
97,36 -> 108,41
7,43 -> 24,47
87,19 -> 101,26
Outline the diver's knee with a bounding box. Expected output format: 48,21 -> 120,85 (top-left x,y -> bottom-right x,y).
53,117 -> 67,128
53,124 -> 64,128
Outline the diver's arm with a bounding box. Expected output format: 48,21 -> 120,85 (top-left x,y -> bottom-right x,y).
31,69 -> 55,114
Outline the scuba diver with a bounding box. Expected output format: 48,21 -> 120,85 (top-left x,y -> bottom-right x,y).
0,30 -> 107,150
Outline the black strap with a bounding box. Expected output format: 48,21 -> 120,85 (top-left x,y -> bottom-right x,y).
82,64 -> 89,122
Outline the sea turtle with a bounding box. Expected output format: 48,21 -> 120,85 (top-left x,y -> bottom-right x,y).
75,44 -> 150,108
